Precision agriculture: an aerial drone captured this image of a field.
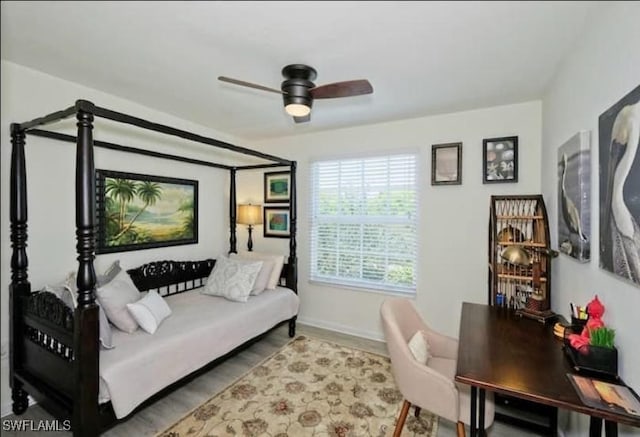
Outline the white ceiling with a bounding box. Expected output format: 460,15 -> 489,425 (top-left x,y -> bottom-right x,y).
1,1 -> 600,140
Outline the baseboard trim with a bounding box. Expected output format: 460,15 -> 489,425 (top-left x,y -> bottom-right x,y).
298,316 -> 385,342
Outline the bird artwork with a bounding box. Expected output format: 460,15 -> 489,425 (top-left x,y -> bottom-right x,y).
560,153 -> 588,242
599,86 -> 640,287
557,132 -> 591,262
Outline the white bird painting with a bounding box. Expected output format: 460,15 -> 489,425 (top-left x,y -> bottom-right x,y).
599,86 -> 640,287
557,132 -> 591,262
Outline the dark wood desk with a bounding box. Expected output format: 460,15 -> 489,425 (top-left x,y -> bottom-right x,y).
455,302 -> 640,437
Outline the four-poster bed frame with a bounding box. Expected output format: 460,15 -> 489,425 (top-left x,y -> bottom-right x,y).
9,99 -> 298,436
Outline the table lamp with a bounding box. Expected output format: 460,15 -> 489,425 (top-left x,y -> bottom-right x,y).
237,204 -> 262,251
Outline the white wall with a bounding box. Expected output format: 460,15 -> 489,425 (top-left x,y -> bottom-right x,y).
0,61 -> 247,415
245,101 -> 542,341
541,3 -> 640,436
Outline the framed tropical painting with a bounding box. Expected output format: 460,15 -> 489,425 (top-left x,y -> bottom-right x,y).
96,169 -> 198,253
263,206 -> 290,238
264,171 -> 290,203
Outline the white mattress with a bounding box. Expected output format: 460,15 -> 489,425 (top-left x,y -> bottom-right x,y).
98,287 -> 299,418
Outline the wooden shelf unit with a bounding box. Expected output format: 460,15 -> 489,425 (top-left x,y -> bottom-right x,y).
488,195 -> 552,314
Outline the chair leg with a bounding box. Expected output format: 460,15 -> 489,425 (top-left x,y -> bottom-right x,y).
456,421 -> 466,437
393,400 -> 411,437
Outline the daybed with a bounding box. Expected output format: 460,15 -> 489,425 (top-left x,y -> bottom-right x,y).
9,100 -> 299,436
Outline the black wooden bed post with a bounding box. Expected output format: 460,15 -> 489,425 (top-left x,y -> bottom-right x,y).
9,123 -> 30,415
73,100 -> 100,436
288,161 -> 298,337
229,168 -> 237,254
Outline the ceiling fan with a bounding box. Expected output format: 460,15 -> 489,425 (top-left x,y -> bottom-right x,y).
218,64 -> 373,123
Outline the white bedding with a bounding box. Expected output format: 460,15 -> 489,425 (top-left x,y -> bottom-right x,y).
99,286 -> 299,418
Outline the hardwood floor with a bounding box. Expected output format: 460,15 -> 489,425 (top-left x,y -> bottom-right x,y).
1,324 -> 543,436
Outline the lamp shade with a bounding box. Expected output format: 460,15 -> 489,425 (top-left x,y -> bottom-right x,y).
237,204 -> 262,225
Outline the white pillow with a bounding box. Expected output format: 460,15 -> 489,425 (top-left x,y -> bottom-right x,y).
95,269 -> 141,333
236,250 -> 285,289
230,253 -> 275,295
408,331 -> 431,364
202,256 -> 263,303
126,291 -> 172,334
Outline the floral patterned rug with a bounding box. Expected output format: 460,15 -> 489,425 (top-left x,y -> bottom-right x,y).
157,335 -> 438,437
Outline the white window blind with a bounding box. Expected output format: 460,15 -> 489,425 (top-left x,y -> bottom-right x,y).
310,153 -> 418,294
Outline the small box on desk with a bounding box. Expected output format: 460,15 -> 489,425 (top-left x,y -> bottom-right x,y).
564,341 -> 618,379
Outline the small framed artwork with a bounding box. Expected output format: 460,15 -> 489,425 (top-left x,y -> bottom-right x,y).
431,142 -> 462,185
263,206 -> 290,238
483,136 -> 518,183
264,171 -> 291,203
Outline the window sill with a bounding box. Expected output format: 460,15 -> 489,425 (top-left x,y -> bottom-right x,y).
308,279 -> 416,298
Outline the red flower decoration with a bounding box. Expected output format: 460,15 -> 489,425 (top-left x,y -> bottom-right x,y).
587,295 -> 605,319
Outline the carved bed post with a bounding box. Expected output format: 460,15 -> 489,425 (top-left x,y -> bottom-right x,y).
229,168 -> 237,254
288,161 -> 298,337
9,124 -> 30,415
73,100 -> 100,437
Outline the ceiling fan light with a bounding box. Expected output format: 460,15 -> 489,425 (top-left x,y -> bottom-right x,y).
285,103 -> 311,117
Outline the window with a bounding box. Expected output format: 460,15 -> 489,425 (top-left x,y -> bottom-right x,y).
310,153 -> 418,294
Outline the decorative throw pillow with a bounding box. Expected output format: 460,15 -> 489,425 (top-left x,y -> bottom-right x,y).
408,330 -> 431,364
95,269 -> 141,333
202,256 -> 263,303
229,253 -> 275,295
45,284 -> 114,350
236,250 -> 285,289
126,291 -> 172,334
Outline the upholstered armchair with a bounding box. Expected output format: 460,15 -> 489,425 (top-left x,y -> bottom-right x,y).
380,298 -> 494,437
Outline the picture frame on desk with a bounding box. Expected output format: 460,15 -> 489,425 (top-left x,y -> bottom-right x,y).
568,374 -> 640,419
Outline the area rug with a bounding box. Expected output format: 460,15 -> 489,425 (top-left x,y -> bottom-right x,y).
158,335 -> 438,437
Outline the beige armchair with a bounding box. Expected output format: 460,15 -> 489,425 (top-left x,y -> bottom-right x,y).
380,298 -> 494,437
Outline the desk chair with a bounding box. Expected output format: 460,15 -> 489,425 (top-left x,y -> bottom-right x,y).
381,298 -> 494,437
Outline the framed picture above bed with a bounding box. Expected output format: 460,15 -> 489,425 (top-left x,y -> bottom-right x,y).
96,169 -> 198,254
264,171 -> 291,203
263,206 -> 290,238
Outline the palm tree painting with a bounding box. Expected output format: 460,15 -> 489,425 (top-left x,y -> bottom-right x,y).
97,170 -> 198,253
557,131 -> 591,262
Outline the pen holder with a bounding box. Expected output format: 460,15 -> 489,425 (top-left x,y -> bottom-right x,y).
570,315 -> 588,332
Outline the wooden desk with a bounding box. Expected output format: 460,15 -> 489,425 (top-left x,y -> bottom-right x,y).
455,302 -> 640,437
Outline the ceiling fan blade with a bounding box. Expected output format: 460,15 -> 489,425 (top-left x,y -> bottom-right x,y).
294,114 -> 311,123
218,76 -> 284,95
310,79 -> 373,99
